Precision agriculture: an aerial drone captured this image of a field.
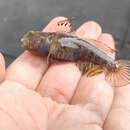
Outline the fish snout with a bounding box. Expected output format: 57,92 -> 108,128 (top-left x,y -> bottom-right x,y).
21,38 -> 29,49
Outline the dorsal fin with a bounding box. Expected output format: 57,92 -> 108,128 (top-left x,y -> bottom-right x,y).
56,18 -> 72,33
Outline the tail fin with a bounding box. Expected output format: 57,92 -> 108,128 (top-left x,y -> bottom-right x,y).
105,60 -> 130,87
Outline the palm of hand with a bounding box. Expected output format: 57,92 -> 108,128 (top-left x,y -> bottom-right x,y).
0,17 -> 129,130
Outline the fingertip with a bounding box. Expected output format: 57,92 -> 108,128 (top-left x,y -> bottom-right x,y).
98,33 -> 116,58
0,53 -> 5,82
98,33 -> 115,49
76,21 -> 102,39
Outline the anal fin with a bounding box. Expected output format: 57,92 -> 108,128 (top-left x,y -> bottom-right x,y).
77,62 -> 103,76
85,64 -> 103,77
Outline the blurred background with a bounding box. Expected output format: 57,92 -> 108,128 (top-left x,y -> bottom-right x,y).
0,0 -> 130,65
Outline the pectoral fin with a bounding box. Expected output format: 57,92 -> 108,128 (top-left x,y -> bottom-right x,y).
85,65 -> 103,77
77,62 -> 103,76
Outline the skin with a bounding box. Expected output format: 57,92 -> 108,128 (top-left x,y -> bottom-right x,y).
0,16 -> 129,130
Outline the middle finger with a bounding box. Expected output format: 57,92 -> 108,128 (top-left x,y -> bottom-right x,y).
37,21 -> 103,104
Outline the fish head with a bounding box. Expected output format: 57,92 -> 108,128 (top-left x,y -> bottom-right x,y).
21,31 -> 51,55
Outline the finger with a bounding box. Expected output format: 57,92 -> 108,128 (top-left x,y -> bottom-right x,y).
37,63 -> 81,103
36,21 -> 102,104
98,33 -> 115,58
43,16 -> 71,33
5,17 -> 66,89
75,21 -> 102,39
71,22 -> 115,125
103,43 -> 130,130
6,51 -> 47,89
0,53 -> 5,82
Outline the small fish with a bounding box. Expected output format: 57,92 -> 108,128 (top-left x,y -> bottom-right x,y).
21,30 -> 130,87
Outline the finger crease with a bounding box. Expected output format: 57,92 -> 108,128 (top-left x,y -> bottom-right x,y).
112,105 -> 130,114
5,79 -> 32,90
47,87 -> 69,103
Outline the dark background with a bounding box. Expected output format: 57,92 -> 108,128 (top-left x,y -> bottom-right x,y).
0,0 -> 130,65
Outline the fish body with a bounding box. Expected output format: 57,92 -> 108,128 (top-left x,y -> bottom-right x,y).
49,33 -> 116,67
21,31 -> 130,87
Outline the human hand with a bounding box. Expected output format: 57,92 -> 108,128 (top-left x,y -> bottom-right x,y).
0,16 -> 129,130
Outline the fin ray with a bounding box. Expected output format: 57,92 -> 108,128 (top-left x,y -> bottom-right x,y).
105,60 -> 130,87
85,63 -> 103,77
57,18 -> 72,33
